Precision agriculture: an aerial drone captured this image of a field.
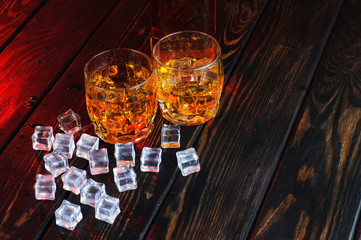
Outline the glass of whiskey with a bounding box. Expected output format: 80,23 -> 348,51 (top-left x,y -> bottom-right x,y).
153,31 -> 224,126
84,49 -> 158,143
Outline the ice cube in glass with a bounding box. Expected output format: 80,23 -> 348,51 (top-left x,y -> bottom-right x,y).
140,147 -> 162,173
114,142 -> 135,167
161,124 -> 180,148
95,194 -> 120,224
80,178 -> 106,207
76,133 -> 99,160
89,148 -> 109,175
53,133 -> 75,159
55,200 -> 83,230
43,150 -> 69,177
57,109 -> 82,134
32,126 -> 54,151
113,166 -> 137,192
176,148 -> 200,176
34,174 -> 56,200
61,166 -> 87,195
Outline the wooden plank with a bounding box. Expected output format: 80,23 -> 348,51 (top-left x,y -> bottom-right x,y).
0,0 -> 119,151
0,0 -> 46,50
250,0 -> 361,239
27,0 -> 266,239
146,0 -> 344,239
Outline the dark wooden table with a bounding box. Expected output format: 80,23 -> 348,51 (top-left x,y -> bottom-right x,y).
1,0 -> 361,239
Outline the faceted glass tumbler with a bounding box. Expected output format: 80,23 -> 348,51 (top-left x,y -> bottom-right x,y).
34,174 -> 56,200
95,194 -> 120,224
55,200 -> 83,230
84,48 -> 158,143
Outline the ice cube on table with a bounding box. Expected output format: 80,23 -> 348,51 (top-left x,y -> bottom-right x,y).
57,109 -> 82,134
61,166 -> 87,195
44,150 -> 69,177
55,200 -> 83,231
76,133 -> 99,160
32,126 -> 54,151
34,174 -> 56,200
114,142 -> 135,167
113,166 -> 137,192
89,148 -> 109,175
161,124 -> 180,148
95,194 -> 120,224
80,178 -> 106,208
53,133 -> 75,159
140,147 -> 162,173
176,148 -> 200,176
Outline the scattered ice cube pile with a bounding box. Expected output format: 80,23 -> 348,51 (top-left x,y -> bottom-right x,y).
32,108 -> 201,231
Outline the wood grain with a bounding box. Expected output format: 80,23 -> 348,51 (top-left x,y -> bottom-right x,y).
146,0 -> 344,239
251,0 -> 361,239
0,0 -> 46,49
0,0 -> 119,152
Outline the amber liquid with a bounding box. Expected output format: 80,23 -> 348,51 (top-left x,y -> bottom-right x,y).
157,57 -> 223,125
86,64 -> 157,143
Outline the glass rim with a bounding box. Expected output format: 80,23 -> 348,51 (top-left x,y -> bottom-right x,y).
84,48 -> 154,92
152,30 -> 222,71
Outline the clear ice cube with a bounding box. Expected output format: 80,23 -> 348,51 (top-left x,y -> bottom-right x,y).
55,200 -> 83,230
176,148 -> 200,176
114,142 -> 135,167
34,174 -> 56,200
57,109 -> 82,134
140,147 -> 162,173
161,124 -> 180,148
32,126 -> 54,151
80,178 -> 106,208
89,148 -> 109,175
113,166 -> 137,192
76,133 -> 99,160
53,133 -> 75,159
61,166 -> 87,195
95,194 -> 120,224
43,150 -> 69,177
